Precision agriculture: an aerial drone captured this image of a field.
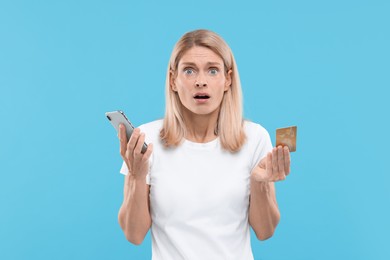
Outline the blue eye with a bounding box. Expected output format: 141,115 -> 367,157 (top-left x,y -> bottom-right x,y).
184,68 -> 195,75
209,68 -> 218,75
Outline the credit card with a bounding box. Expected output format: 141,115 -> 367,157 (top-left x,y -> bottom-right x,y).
276,126 -> 297,152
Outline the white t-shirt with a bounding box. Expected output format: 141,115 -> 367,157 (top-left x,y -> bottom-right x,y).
120,120 -> 273,260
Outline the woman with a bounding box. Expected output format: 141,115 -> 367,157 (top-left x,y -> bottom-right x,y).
117,29 -> 291,259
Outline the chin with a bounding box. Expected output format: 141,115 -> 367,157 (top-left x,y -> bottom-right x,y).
189,107 -> 220,116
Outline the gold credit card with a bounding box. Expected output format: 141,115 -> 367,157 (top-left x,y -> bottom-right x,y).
276,126 -> 297,152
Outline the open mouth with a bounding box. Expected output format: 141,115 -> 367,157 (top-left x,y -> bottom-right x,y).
193,94 -> 210,99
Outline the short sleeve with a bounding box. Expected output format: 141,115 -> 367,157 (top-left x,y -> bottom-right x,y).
249,124 -> 273,171
119,161 -> 151,185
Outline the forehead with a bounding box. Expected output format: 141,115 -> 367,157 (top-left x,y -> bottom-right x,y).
179,46 -> 223,66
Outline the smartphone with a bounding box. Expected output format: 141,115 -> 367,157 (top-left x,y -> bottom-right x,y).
276,126 -> 297,152
105,110 -> 148,153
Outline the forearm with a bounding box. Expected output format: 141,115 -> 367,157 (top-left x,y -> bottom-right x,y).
249,178 -> 280,240
118,174 -> 151,245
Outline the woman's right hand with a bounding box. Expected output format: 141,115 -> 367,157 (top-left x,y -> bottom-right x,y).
119,124 -> 153,180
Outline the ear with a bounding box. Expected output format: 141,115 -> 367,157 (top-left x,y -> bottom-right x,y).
170,70 -> 177,92
224,69 -> 232,91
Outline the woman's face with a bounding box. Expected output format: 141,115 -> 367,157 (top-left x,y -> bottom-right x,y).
171,46 -> 232,117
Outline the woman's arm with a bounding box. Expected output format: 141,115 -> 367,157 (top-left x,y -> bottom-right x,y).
249,181 -> 280,240
249,146 -> 290,240
117,125 -> 153,245
118,173 -> 151,245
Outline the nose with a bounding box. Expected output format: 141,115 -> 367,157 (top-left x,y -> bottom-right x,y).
195,81 -> 207,87
195,74 -> 207,87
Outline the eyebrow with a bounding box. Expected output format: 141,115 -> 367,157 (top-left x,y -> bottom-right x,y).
179,62 -> 223,67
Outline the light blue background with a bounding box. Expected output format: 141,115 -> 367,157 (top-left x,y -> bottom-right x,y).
1,0 -> 389,259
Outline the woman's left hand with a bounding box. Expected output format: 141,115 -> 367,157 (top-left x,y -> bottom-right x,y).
251,146 -> 291,182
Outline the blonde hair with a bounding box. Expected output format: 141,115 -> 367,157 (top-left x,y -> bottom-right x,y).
160,29 -> 246,152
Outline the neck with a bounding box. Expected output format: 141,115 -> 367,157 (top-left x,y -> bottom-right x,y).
182,107 -> 219,143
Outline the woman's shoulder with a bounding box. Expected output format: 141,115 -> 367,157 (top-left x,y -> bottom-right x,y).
243,120 -> 269,138
136,119 -> 163,144
243,120 -> 273,155
139,119 -> 163,131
